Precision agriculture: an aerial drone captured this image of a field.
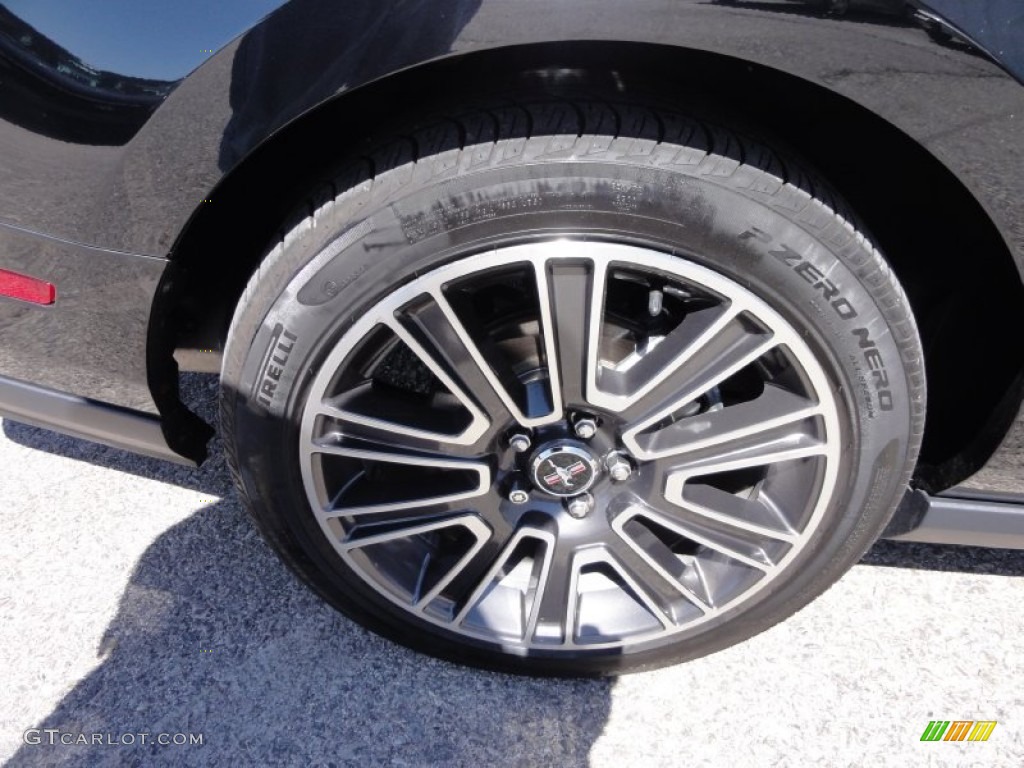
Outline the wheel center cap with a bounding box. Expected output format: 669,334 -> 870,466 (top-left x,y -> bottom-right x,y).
530,443 -> 600,497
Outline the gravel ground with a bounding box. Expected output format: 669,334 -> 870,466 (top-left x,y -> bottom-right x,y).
1,375 -> 1022,767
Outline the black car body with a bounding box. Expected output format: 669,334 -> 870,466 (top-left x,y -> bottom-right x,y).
1,0 -> 1022,673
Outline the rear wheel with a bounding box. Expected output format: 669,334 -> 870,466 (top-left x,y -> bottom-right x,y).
220,102 -> 924,675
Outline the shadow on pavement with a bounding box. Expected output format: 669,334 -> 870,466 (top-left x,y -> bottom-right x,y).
8,497 -> 612,767
860,539 -> 1024,576
1,419 -> 231,497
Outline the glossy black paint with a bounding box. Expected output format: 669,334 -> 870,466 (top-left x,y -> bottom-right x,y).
0,220 -> 162,412
0,0 -> 1021,489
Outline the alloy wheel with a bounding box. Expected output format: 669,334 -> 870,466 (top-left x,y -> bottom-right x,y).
298,240 -> 841,653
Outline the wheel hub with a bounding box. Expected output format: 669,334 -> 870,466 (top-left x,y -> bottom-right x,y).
529,441 -> 601,497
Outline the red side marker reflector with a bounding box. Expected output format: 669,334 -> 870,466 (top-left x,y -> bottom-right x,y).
0,268 -> 56,305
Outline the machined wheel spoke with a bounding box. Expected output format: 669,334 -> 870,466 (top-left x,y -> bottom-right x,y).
530,538 -> 581,645
314,403 -> 485,458
534,257 -> 604,407
452,526 -> 556,633
662,431 -> 828,479
610,515 -> 712,614
358,319 -> 494,443
619,316 -> 777,442
340,513 -> 488,553
594,303 -> 735,407
408,520 -> 498,610
627,384 -> 822,461
387,296 -> 518,426
665,482 -> 797,542
638,503 -> 777,572
399,288 -> 560,427
312,436 -> 491,517
613,506 -> 747,611
603,539 -> 705,624
321,499 -> 493,536
315,395 -> 487,450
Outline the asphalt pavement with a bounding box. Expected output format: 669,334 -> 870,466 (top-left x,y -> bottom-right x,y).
1,374 -> 1022,767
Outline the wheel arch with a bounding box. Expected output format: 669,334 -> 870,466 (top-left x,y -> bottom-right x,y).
152,40 -> 1024,490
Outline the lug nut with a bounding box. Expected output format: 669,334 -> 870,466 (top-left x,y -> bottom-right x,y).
573,417 -> 598,440
605,452 -> 633,483
507,432 -> 532,453
565,492 -> 594,519
509,488 -> 530,505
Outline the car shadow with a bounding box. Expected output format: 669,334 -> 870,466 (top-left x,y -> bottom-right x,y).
7,495 -> 613,767
859,539 -> 1024,576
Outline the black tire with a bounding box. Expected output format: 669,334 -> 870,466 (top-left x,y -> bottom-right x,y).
220,102 -> 924,676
